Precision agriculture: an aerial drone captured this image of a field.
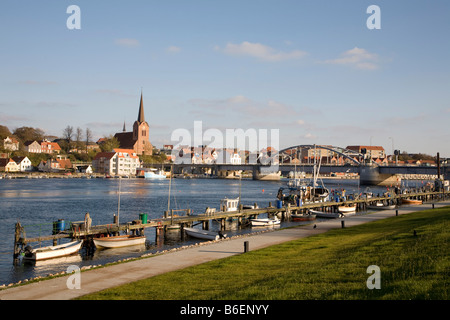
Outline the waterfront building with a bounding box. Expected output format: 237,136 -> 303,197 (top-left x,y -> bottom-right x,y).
12,156 -> 33,172
114,92 -> 153,156
346,145 -> 386,159
0,158 -> 19,172
92,148 -> 140,176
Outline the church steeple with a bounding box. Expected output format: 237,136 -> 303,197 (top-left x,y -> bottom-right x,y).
137,90 -> 145,123
122,121 -> 126,132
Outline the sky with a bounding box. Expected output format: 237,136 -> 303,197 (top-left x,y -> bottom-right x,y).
0,0 -> 449,156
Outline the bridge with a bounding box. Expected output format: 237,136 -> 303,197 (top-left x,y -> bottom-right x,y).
143,144 -> 448,185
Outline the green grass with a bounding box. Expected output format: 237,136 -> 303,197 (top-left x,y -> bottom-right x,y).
78,207 -> 450,300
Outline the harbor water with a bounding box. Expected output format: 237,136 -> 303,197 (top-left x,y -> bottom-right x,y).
0,176 -> 422,286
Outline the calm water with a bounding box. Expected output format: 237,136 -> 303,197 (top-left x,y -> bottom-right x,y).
0,176 -> 398,286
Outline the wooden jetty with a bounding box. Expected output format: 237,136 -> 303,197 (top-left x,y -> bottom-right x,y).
13,190 -> 449,259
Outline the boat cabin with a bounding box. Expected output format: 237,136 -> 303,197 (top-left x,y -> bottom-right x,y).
220,198 -> 239,212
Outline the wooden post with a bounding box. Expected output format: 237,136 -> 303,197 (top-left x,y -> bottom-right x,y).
14,221 -> 22,260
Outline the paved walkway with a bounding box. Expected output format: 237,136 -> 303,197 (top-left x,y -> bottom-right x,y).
1,201 -> 448,300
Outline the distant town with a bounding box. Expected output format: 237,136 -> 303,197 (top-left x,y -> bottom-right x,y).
0,94 -> 443,177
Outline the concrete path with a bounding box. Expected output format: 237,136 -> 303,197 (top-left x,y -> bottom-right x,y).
1,201 -> 448,300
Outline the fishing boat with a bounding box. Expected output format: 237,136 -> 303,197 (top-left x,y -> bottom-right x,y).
367,202 -> 396,210
93,235 -> 146,249
338,204 -> 357,214
291,212 -> 316,221
250,217 -> 280,226
184,227 -> 226,241
144,169 -> 166,179
23,240 -> 83,261
401,199 -> 422,205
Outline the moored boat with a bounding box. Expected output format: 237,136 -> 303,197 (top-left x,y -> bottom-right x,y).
23,240 -> 83,261
144,169 -> 166,179
184,227 -> 226,241
311,209 -> 341,219
93,235 -> 146,249
250,217 -> 280,226
367,202 -> 396,210
291,212 -> 316,221
401,199 -> 422,205
338,204 -> 357,214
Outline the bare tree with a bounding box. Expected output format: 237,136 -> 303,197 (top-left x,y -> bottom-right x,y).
85,128 -> 93,153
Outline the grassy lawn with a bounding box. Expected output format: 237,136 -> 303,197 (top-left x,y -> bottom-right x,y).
78,207 -> 449,300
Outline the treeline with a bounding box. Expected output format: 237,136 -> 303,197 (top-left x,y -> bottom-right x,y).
1,124 -> 167,164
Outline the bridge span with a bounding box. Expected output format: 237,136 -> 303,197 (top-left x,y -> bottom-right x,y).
142,163 -> 446,186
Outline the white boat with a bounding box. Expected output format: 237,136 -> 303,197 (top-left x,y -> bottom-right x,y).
144,169 -> 166,179
250,217 -> 280,226
220,198 -> 239,212
93,235 -> 146,249
184,227 -> 226,241
311,209 -> 341,219
338,204 -> 357,214
367,202 -> 396,210
23,240 -> 83,261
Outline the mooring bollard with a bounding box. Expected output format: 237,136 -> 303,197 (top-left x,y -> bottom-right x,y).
244,241 -> 249,253
341,220 -> 345,228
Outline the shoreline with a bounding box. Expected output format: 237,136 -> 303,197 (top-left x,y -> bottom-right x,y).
1,199 -> 448,300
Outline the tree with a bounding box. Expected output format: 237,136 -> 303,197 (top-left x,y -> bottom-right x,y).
75,127 -> 84,151
62,125 -> 74,153
99,135 -> 120,152
85,128 -> 92,153
13,127 -> 45,143
0,125 -> 11,139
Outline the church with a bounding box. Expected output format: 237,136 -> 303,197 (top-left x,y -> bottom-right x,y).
114,92 -> 153,156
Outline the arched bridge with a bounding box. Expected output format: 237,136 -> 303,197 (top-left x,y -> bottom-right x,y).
278,144 -> 364,165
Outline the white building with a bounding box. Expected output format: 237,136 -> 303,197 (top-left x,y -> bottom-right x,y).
12,156 -> 33,172
92,148 -> 140,176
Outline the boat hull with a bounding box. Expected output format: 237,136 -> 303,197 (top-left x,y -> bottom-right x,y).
184,227 -> 225,241
311,210 -> 341,219
24,240 -> 83,261
93,235 -> 146,248
291,214 -> 316,221
367,204 -> 396,210
401,199 -> 422,205
250,218 -> 280,226
338,205 -> 356,214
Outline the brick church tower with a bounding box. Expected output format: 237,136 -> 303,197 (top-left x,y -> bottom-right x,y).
115,92 -> 153,156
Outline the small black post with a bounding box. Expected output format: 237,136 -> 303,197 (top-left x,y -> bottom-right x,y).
244,241 -> 249,253
395,209 -> 398,216
341,220 -> 345,228
432,203 -> 435,209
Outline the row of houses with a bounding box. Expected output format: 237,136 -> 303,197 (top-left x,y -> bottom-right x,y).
2,136 -> 62,154
0,155 -> 75,173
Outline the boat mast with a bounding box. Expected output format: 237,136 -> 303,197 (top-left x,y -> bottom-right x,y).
117,176 -> 121,226
167,165 -> 172,217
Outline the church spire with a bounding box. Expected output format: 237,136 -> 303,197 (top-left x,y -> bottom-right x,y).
137,90 -> 145,123
122,120 -> 126,132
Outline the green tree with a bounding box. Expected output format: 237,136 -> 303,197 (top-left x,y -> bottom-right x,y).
99,136 -> 120,152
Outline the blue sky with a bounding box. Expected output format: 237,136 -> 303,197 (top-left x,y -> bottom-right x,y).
1,1 -> 449,156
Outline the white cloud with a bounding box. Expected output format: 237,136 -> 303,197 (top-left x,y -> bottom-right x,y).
216,41 -> 307,62
322,47 -> 379,70
166,46 -> 181,53
114,38 -> 140,47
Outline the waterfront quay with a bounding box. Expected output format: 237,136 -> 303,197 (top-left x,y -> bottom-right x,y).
13,189 -> 449,259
